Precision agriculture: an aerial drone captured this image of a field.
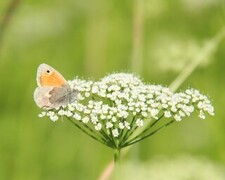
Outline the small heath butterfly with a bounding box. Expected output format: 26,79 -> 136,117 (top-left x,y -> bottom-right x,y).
34,63 -> 77,110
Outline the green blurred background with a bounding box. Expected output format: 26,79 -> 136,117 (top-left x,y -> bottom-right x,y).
0,0 -> 225,179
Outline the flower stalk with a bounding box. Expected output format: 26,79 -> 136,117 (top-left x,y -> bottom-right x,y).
114,148 -> 121,163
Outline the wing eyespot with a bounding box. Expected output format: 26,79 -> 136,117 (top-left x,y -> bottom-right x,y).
46,69 -> 52,75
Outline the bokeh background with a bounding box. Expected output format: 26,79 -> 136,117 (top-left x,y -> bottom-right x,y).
0,0 -> 225,179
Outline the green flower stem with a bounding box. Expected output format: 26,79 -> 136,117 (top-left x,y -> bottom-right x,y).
122,120 -> 175,148
114,148 -> 121,163
113,148 -> 121,179
124,126 -> 138,142
148,114 -> 164,128
119,116 -> 137,146
81,123 -> 109,146
118,120 -> 126,145
82,123 -> 107,142
67,117 -> 110,147
119,115 -> 164,147
109,128 -> 117,148
100,129 -> 115,148
169,27 -> 225,92
131,114 -> 165,141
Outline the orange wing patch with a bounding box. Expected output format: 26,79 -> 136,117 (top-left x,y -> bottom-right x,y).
40,71 -> 66,87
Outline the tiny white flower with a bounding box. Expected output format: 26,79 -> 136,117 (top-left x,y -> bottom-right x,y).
207,106 -> 215,116
115,99 -> 122,105
82,116 -> 89,123
179,110 -> 185,117
199,110 -> 206,119
88,104 -> 93,109
47,111 -> 55,117
119,122 -> 125,129
112,129 -> 119,137
197,101 -> 203,109
136,119 -> 144,127
99,92 -> 106,97
95,123 -> 102,131
106,122 -> 113,128
147,99 -> 154,104
75,104 -> 84,112
183,98 -> 189,104
185,89 -> 192,95
171,106 -> 177,113
151,102 -> 159,108
91,115 -> 98,124
189,106 -> 194,113
136,108 -> 141,113
162,103 -> 168,108
65,111 -> 73,117
77,94 -> 85,100
164,111 -> 172,118
141,111 -> 148,117
112,116 -> 117,122
100,114 -> 106,120
112,107 -> 118,113
150,109 -> 159,119
38,111 -> 46,117
84,109 -> 91,114
58,110 -> 65,116
73,113 -> 81,120
92,86 -> 99,93
50,115 -> 58,122
68,105 -> 75,111
129,106 -> 134,111
124,121 -> 131,129
174,114 -> 181,121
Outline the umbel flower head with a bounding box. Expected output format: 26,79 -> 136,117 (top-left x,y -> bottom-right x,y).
38,73 -> 214,149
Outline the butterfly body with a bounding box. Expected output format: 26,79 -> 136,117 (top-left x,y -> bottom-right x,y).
34,64 -> 77,110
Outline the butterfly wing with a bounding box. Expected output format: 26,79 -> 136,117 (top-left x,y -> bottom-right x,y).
36,63 -> 67,87
34,63 -> 78,110
34,86 -> 54,109
34,85 -> 78,110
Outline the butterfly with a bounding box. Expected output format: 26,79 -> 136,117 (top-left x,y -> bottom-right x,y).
34,63 -> 77,110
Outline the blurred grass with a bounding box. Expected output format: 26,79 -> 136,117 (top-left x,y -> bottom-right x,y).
0,0 -> 225,179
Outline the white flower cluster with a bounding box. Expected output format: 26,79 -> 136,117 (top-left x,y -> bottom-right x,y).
38,73 -> 214,138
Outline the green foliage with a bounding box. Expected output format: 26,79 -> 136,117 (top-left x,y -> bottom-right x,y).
0,0 -> 224,179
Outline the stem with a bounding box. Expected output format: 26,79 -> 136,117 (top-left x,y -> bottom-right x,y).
131,114 -> 164,141
113,148 -> 121,179
120,115 -> 138,146
169,27 -> 225,92
83,123 -> 106,142
100,129 -> 116,148
109,128 -> 117,148
131,0 -> 144,74
114,148 -> 121,163
122,120 -> 175,148
120,114 -> 164,147
66,117 -> 110,147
